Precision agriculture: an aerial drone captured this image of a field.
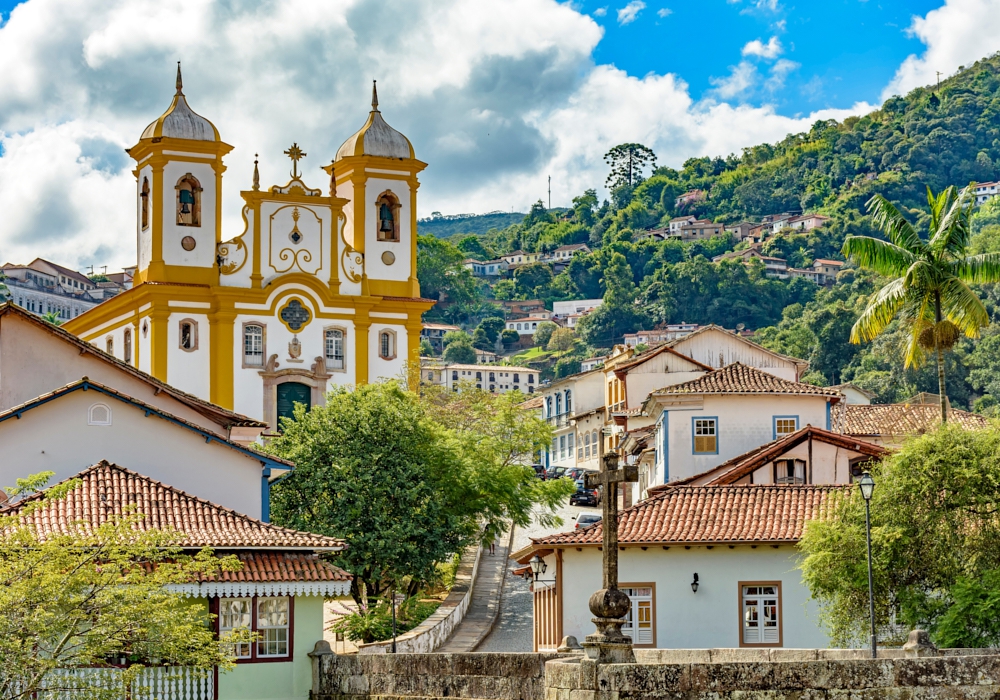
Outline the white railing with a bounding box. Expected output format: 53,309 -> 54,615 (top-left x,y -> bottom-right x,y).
31,666 -> 213,700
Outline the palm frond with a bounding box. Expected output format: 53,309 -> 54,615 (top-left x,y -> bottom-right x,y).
850,277 -> 908,344
951,253 -> 1000,284
842,236 -> 916,277
866,194 -> 927,253
902,298 -> 934,368
930,184 -> 974,258
939,277 -> 990,338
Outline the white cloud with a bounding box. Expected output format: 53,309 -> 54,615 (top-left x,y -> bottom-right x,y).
883,0 -> 1000,100
657,8 -> 672,17
764,58 -> 799,91
708,61 -> 759,99
594,6 -> 607,16
0,0 -> 882,272
742,36 -> 783,59
617,0 -> 645,25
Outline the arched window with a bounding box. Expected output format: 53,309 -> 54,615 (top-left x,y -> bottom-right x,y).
528,374 -> 535,384
140,177 -> 150,230
592,429 -> 599,452
176,174 -> 202,227
545,397 -> 552,418
325,328 -> 345,370
375,191 -> 401,242
243,323 -> 265,367
584,432 -> 591,458
88,403 -> 112,426
105,336 -> 114,356
489,372 -> 496,382
123,328 -> 132,366
179,319 -> 198,351
565,390 -> 573,414
555,393 -> 562,415
476,371 -> 482,380
379,330 -> 396,360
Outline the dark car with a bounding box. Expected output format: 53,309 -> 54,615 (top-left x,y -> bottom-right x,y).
531,464 -> 547,480
546,465 -> 568,480
569,489 -> 599,507
565,467 -> 584,481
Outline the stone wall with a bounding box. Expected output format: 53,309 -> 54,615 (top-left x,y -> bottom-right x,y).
547,653 -> 1000,700
311,650 -> 569,700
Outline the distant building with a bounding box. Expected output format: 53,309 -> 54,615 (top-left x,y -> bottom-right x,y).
550,243 -> 590,261
712,248 -> 789,279
580,356 -> 606,372
552,299 -> 603,317
420,360 -> 539,394
811,259 -> 844,284
463,259 -> 508,277
420,323 -> 461,353
506,316 -> 550,336
785,214 -> 831,231
501,299 -> 549,320
673,219 -> 725,242
674,189 -> 706,209
667,215 -> 697,236
501,250 -> 544,266
623,324 -> 699,347
975,181 -> 1000,205
1,258 -> 124,320
725,222 -> 756,240
475,348 -> 498,364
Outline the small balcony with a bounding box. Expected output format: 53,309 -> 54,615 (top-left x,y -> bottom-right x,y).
38,666 -> 214,700
546,413 -> 570,428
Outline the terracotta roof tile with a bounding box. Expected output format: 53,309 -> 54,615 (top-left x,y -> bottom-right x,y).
532,485 -> 843,546
202,552 -> 350,583
5,462 -> 345,550
841,404 -> 988,436
651,363 -> 840,397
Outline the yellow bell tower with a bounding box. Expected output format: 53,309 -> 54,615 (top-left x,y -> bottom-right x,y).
128,63 -> 233,286
324,81 -> 426,299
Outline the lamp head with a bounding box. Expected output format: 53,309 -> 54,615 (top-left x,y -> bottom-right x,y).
858,472 -> 875,502
691,573 -> 699,593
529,553 -> 547,580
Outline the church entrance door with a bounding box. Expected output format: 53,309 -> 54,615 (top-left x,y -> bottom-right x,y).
276,382 -> 312,425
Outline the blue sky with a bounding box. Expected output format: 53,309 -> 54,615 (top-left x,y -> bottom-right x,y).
587,0 -> 941,114
0,0 -> 997,269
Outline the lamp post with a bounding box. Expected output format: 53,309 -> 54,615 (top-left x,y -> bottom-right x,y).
390,584 -> 398,654
858,472 -> 876,659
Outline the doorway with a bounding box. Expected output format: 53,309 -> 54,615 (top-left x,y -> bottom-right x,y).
276,381 -> 312,425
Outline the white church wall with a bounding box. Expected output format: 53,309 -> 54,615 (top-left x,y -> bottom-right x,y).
137,164 -> 154,271
364,176 -> 411,283
219,206 -> 255,289
368,322 -> 407,382
553,546 -> 830,649
258,201 -> 332,285
161,160 -> 217,270
138,315 -> 151,374
663,395 -> 830,482
0,389 -> 265,518
166,312 -> 210,397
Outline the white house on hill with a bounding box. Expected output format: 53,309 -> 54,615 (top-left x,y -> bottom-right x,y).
667,325 -> 808,381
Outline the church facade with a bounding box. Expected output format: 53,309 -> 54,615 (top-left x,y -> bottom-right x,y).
64,67 -> 433,429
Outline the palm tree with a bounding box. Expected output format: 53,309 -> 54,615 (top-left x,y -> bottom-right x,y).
40,311 -> 63,327
843,185 -> 1000,423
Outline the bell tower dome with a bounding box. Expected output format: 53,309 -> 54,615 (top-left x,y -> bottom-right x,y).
128,63 -> 233,286
324,82 -> 426,298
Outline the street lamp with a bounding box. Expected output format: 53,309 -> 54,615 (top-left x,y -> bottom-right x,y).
690,573 -> 699,593
858,472 -> 876,659
390,584 -> 398,654
529,554 -> 547,583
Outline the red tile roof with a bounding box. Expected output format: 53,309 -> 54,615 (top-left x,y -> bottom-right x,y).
5,462 -> 345,551
202,551 -> 350,583
650,363 -> 840,397
841,403 -> 988,436
531,485 -> 843,546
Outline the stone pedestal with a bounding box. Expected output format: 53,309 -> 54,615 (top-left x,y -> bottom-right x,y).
582,588 -> 636,664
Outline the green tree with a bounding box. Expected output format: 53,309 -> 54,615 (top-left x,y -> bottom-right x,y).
472,327 -> 493,351
267,383 -> 476,608
491,279 -> 516,300
800,424 -> 1000,647
513,263 -> 553,297
443,334 -> 477,364
456,235 -> 492,261
572,189 -> 599,227
501,329 -> 520,347
40,311 -> 63,326
419,338 -> 436,357
417,235 -> 479,305
605,143 -> 657,190
0,475 -> 246,698
843,186 -> 1000,422
546,327 -> 576,352
476,317 -> 506,344
533,321 -> 558,347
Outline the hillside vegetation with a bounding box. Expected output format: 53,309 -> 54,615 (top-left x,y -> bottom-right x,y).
418,53 -> 1000,412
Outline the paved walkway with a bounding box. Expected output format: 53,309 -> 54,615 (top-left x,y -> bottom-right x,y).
436,535 -> 511,652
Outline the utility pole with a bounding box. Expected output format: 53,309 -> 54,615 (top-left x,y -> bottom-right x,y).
548,175 -> 551,210
936,71 -> 942,89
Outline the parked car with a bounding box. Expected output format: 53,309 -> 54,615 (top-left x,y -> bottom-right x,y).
546,465 -> 568,480
575,513 -> 602,529
570,489 -> 599,507
565,467 -> 585,481
531,464 -> 547,480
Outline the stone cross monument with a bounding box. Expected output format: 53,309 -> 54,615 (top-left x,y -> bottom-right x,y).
583,451 -> 639,663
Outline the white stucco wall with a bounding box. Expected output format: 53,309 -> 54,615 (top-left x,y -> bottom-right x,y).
657,395 -> 832,483
166,312 -> 211,398
364,175 -> 411,283
161,160 -> 217,269
550,546 -> 830,649
0,389 -> 266,517
671,330 -> 800,381
368,323 -> 407,382
137,164 -> 154,271
259,201 -> 333,286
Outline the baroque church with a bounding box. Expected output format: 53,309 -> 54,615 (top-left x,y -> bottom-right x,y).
64,65 -> 433,430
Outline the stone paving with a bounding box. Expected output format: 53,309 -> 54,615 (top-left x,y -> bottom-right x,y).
435,534 -> 511,652
477,500 -> 597,652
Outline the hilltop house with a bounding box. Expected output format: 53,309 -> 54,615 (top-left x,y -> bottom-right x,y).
540,368 -> 607,471
7,462 -> 351,700
420,322 -> 461,353
2,258 -> 125,320
623,325 -> 699,347
421,361 -> 538,394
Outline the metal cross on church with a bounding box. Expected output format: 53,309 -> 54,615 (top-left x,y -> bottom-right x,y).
583,451 -> 639,663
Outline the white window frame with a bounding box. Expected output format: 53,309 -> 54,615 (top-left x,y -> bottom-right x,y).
219,597 -> 253,659
243,323 -> 266,368
620,584 -> 655,646
256,596 -> 291,658
324,327 -> 346,371
740,582 -> 782,647
379,329 -> 397,360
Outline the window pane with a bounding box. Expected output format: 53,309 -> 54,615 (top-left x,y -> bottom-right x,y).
244,325 -> 263,366
257,597 -> 290,657
219,598 -> 252,659
325,329 -> 345,369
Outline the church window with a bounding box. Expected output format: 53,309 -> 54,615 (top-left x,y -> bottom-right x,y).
88,403 -> 112,427
379,330 -> 396,360
175,174 -> 202,227
179,319 -> 198,351
243,323 -> 265,367
105,336 -> 114,356
140,177 -> 150,230
123,328 -> 132,366
375,191 -> 401,242
324,328 -> 345,370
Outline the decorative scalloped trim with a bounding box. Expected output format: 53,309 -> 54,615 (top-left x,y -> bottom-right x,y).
167,581 -> 351,597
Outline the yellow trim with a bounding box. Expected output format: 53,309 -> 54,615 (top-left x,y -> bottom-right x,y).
209,307 -> 236,409
275,296 -> 313,334
149,310 -> 170,381
354,313 -> 370,386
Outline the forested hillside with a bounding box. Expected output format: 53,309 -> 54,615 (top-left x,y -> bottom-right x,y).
417,52 -> 1000,412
